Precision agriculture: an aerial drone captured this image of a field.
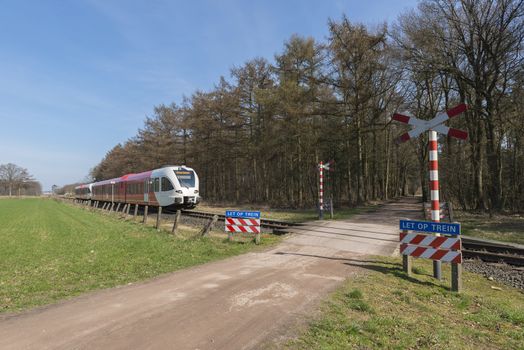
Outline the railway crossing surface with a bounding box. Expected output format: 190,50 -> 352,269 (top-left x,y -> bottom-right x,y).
0,198 -> 420,350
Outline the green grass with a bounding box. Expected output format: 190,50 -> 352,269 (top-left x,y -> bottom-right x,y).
455,211 -> 524,245
287,257 -> 524,350
0,198 -> 279,313
198,204 -> 375,223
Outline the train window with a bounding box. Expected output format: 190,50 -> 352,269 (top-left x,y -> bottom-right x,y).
154,178 -> 160,192
161,177 -> 174,191
174,170 -> 195,187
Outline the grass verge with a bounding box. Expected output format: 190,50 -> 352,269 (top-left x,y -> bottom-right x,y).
0,198 -> 280,313
455,211 -> 524,245
287,257 -> 524,350
197,203 -> 377,223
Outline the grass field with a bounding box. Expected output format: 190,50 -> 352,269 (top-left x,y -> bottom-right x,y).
287,257 -> 524,350
0,198 -> 279,313
455,211 -> 524,245
197,203 -> 376,223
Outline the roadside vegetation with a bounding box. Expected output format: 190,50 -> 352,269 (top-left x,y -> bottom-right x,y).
455,211 -> 524,245
197,202 -> 378,223
287,257 -> 524,350
0,198 -> 279,313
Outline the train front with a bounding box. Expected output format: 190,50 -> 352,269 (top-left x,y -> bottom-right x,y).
154,166 -> 200,209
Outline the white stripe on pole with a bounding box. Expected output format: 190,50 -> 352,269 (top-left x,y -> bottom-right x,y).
430,170 -> 439,181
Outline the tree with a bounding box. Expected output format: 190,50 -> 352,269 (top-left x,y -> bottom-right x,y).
0,163 -> 35,197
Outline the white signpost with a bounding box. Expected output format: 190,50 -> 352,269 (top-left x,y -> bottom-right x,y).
392,103 -> 467,289
317,160 -> 334,220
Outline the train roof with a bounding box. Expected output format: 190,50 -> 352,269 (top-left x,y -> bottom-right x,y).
91,166 -> 195,186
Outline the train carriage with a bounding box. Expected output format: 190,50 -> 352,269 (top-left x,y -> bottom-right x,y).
85,165 -> 200,209
74,183 -> 93,200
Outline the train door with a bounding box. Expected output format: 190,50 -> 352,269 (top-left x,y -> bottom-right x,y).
144,179 -> 149,203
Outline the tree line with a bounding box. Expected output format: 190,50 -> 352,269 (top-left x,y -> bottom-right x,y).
0,163 -> 41,196
91,0 -> 524,212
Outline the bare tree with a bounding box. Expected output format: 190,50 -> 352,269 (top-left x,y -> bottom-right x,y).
0,163 -> 35,196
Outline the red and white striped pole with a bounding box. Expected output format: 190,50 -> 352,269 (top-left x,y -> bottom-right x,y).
429,130 -> 442,279
319,161 -> 324,220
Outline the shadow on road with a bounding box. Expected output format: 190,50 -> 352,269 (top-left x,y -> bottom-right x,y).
274,251 -> 449,290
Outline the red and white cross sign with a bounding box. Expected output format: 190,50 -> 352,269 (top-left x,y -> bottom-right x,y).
392,104 -> 468,144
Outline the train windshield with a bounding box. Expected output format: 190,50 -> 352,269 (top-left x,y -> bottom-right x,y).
174,170 -> 195,187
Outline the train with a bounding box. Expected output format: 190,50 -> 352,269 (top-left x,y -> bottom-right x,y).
74,166 -> 200,209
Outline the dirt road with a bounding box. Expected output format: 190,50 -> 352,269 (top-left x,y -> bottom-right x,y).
0,197 -> 421,350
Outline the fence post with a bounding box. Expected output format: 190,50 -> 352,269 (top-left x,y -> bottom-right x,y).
116,203 -> 121,212
143,205 -> 148,224
172,210 -> 181,235
255,231 -> 260,245
329,196 -> 334,219
156,206 -> 162,230
200,215 -> 218,237
125,203 -> 131,217
134,204 -> 139,219
110,202 -> 114,211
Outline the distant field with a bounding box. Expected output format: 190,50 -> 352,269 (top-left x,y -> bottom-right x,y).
287,257 -> 524,350
0,198 -> 279,313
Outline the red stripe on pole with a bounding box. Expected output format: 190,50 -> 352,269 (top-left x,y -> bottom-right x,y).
429,140 -> 438,150
448,128 -> 468,140
430,181 -> 439,190
446,104 -> 467,118
429,161 -> 438,170
431,201 -> 439,211
392,113 -> 410,124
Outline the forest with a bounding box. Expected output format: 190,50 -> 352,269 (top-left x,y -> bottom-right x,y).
90,0 -> 524,212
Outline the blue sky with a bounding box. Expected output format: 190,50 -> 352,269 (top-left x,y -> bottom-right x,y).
0,0 -> 419,191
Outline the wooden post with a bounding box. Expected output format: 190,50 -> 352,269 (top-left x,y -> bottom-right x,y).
110,203 -> 114,211
255,231 -> 260,244
401,229 -> 412,276
143,205 -> 148,224
121,204 -> 128,218
329,196 -> 334,219
156,207 -> 162,230
402,255 -> 412,277
126,203 -> 131,217
134,204 -> 139,219
200,215 -> 218,237
116,203 -> 121,212
171,210 -> 181,234
451,262 -> 462,292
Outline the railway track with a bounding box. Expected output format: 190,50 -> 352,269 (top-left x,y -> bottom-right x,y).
166,209 -> 301,231
172,209 -> 524,266
462,238 -> 524,267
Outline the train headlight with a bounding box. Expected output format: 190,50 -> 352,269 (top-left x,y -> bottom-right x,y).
175,190 -> 183,194
194,190 -> 199,194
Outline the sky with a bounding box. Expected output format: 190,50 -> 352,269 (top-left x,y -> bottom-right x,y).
0,0 -> 419,191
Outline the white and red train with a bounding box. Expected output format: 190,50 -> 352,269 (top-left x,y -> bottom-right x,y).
74,166 -> 200,209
